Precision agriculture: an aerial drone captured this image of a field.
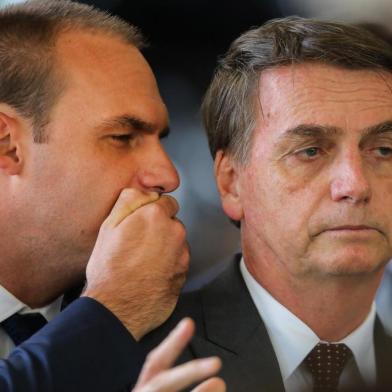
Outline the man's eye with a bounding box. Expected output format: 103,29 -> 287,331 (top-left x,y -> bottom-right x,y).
295,147 -> 321,160
110,134 -> 135,144
375,147 -> 392,157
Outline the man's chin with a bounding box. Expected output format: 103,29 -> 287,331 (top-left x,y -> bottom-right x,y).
311,252 -> 389,277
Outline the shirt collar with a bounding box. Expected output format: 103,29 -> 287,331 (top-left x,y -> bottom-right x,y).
0,284 -> 63,323
240,258 -> 376,383
340,304 -> 376,384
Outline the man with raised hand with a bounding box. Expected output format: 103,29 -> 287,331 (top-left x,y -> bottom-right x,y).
0,0 -> 224,391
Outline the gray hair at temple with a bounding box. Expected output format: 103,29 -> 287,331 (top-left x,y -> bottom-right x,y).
201,16 -> 392,164
0,0 -> 144,142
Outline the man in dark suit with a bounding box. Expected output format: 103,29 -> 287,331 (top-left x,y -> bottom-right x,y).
0,1 -> 226,391
142,17 -> 392,391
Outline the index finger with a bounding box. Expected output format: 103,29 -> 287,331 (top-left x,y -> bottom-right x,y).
136,318 -> 194,386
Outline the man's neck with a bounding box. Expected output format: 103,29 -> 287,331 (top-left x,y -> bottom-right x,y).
244,253 -> 384,342
0,274 -> 64,308
0,254 -> 83,308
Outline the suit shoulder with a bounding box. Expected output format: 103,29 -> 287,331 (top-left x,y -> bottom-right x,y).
140,289 -> 203,351
140,257 -> 241,352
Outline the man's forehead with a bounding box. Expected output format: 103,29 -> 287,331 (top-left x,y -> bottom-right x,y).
55,29 -> 150,75
48,29 -> 169,136
256,63 -> 392,133
259,63 -> 392,100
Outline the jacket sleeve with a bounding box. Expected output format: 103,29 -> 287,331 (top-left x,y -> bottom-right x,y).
0,297 -> 146,391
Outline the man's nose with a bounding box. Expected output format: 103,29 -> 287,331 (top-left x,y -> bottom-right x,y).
330,150 -> 371,204
139,143 -> 180,194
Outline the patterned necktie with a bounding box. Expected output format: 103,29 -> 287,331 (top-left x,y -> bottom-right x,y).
1,313 -> 47,346
304,342 -> 353,392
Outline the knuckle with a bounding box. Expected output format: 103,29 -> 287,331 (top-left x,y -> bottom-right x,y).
183,245 -> 190,263
162,195 -> 179,212
143,203 -> 164,219
173,220 -> 186,240
169,196 -> 179,211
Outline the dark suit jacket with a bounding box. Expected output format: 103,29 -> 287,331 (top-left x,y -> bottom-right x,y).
141,255 -> 392,392
0,297 -> 145,392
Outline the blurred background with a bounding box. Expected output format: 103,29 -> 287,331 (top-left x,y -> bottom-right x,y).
1,0 -> 391,295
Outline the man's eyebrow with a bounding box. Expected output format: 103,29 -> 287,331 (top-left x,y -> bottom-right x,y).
362,120 -> 392,137
276,121 -> 392,146
97,115 -> 170,137
278,124 -> 341,142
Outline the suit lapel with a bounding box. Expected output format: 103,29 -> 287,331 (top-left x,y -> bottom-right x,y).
190,256 -> 285,392
374,316 -> 392,388
184,257 -> 392,391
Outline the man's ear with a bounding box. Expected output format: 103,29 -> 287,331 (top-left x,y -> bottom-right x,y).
0,108 -> 24,175
214,150 -> 244,221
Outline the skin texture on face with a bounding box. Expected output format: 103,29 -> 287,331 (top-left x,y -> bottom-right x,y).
215,62 -> 392,292
237,63 -> 392,280
215,63 -> 392,339
2,30 -> 179,304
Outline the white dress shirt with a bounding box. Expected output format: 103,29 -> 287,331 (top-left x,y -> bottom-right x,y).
240,258 -> 377,392
0,284 -> 62,358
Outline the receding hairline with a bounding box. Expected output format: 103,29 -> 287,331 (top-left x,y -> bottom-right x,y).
54,26 -> 146,66
0,0 -> 147,141
0,0 -> 146,48
52,19 -> 145,49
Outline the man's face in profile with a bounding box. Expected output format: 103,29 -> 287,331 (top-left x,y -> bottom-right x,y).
18,31 -> 179,276
233,63 -> 392,278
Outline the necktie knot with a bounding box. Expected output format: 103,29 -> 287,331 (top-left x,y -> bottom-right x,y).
1,312 -> 47,346
305,342 -> 353,392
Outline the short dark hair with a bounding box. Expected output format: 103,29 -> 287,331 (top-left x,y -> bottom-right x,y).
202,16 -> 392,164
0,0 -> 145,142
